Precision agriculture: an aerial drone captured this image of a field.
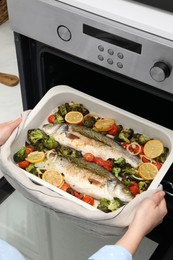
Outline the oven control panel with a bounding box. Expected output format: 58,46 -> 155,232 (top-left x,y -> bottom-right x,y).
7,0 -> 173,95
56,18 -> 173,94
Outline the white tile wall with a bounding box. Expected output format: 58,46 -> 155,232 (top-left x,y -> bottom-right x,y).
0,21 -> 23,178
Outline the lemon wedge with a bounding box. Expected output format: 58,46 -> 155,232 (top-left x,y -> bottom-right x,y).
138,162 -> 158,180
26,151 -> 45,163
144,139 -> 164,159
42,169 -> 64,187
65,111 -> 83,124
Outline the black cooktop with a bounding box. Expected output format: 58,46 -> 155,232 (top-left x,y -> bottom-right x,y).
132,0 -> 173,13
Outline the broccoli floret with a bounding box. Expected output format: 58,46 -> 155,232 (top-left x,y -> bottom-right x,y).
108,198 -> 124,211
132,133 -> 152,146
113,157 -> 126,167
112,167 -> 121,178
54,113 -> 65,123
58,103 -> 71,117
83,116 -> 96,128
70,149 -> 82,158
97,198 -> 111,213
33,141 -> 45,151
156,147 -> 169,163
43,136 -> 59,149
97,198 -> 124,212
118,128 -> 134,143
13,146 -> 26,163
59,145 -> 76,157
139,181 -> 150,193
69,102 -> 89,116
122,167 -> 138,175
25,163 -> 38,176
27,129 -> 48,145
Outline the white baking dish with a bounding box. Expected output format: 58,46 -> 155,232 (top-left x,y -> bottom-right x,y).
10,85 -> 173,210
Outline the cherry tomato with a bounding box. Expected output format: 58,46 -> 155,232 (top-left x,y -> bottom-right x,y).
94,157 -> 104,167
25,145 -> 34,155
103,160 -> 113,171
141,155 -> 151,163
129,183 -> 140,196
48,114 -> 56,123
73,190 -> 83,199
82,195 -> 94,205
83,153 -> 95,162
18,160 -> 30,169
138,146 -> 144,157
122,142 -> 129,149
153,161 -> 162,170
107,124 -> 119,136
60,183 -> 71,192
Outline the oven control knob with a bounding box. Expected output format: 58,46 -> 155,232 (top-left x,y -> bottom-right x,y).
57,25 -> 71,41
150,62 -> 171,82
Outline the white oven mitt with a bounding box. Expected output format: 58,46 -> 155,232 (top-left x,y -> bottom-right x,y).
0,110 -> 162,237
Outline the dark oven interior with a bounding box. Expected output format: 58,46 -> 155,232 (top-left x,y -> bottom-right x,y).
14,31 -> 173,255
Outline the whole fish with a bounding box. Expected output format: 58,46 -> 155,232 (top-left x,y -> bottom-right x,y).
49,156 -> 133,202
42,123 -> 140,168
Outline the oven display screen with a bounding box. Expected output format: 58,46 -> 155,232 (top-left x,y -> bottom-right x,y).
83,24 -> 142,54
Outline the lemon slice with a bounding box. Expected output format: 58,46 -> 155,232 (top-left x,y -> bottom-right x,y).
42,169 -> 64,187
26,151 -> 45,163
144,139 -> 164,159
138,162 -> 158,180
65,111 -> 83,124
95,118 -> 115,132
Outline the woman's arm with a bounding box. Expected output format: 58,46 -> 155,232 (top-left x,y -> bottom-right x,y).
89,190 -> 167,260
116,190 -> 167,256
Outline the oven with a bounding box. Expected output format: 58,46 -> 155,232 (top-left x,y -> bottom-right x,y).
6,0 -> 173,258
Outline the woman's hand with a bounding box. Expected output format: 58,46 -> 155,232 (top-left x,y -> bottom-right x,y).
116,190 -> 167,256
130,190 -> 167,236
0,117 -> 22,146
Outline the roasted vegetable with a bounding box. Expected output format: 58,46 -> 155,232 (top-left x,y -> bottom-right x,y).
83,116 -> 96,128
113,157 -> 126,167
56,102 -> 90,118
112,167 -> 121,178
108,198 -> 124,211
138,181 -> 150,193
25,163 -> 38,176
97,197 -> 124,212
13,146 -> 26,163
69,102 -> 89,116
42,136 -> 59,149
132,133 -> 152,146
118,128 -> 134,143
58,103 -> 71,117
54,113 -> 65,123
97,198 -> 110,213
156,147 -> 169,163
32,141 -> 45,151
27,129 -> 48,145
